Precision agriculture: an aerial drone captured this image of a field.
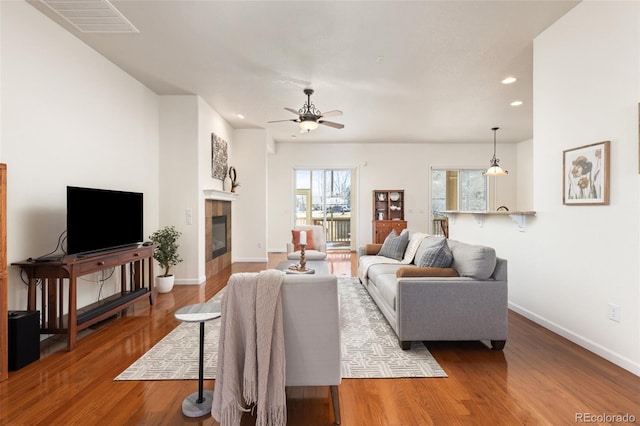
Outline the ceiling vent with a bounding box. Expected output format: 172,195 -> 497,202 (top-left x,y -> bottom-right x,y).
39,0 -> 139,33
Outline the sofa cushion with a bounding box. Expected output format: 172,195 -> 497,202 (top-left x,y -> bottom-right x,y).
374,273 -> 398,311
416,238 -> 453,268
448,240 -> 497,279
377,229 -> 409,261
292,229 -> 316,251
414,236 -> 446,266
396,267 -> 459,278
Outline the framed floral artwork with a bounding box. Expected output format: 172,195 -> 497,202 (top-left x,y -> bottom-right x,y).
563,141 -> 610,205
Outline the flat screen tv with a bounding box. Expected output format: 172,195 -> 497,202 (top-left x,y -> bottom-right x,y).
66,186 -> 144,256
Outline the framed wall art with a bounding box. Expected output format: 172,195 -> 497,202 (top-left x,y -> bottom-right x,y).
211,132 -> 228,180
563,140 -> 610,205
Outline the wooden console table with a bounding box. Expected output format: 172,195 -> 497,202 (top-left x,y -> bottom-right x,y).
12,244 -> 155,351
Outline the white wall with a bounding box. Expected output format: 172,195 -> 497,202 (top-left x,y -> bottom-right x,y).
158,96 -> 199,281
232,129 -> 272,262
158,95 -> 235,284
516,139 -> 533,211
1,1 -> 160,309
267,141 -> 519,252
448,1 -> 640,375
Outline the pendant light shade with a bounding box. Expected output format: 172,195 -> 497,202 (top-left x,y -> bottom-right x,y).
483,127 -> 508,176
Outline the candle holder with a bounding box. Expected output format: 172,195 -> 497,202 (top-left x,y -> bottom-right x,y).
299,243 -> 307,271
288,243 -> 314,273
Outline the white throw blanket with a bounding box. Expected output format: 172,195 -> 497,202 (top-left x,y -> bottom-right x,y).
211,269 -> 286,426
358,232 -> 429,283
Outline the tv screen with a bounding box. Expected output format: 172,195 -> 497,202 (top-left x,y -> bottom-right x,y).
67,186 -> 144,255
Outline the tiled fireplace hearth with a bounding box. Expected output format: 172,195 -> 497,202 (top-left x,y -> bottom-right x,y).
205,198 -> 232,279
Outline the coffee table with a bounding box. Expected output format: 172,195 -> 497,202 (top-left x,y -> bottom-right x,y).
174,301 -> 221,417
276,260 -> 330,275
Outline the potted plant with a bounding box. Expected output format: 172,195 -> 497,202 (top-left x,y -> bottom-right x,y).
231,181 -> 240,193
149,225 -> 183,293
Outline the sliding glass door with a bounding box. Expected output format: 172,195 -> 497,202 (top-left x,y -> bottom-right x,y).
294,169 -> 352,249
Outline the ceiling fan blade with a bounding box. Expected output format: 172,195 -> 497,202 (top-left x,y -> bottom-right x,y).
320,110 -> 343,118
318,120 -> 344,129
267,119 -> 299,123
284,107 -> 300,115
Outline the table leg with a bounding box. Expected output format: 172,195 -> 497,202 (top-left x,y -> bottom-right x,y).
197,321 -> 205,403
181,320 -> 213,417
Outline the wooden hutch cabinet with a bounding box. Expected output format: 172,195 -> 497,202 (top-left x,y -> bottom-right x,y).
372,190 -> 407,244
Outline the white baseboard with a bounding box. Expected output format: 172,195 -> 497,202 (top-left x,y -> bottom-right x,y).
233,257 -> 269,262
175,276 -> 206,285
508,302 -> 640,377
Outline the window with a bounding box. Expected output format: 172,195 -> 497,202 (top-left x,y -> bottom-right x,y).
432,169 -> 488,218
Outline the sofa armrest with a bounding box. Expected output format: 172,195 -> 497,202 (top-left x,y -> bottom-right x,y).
396,267 -> 458,278
364,244 -> 382,255
396,277 -> 508,342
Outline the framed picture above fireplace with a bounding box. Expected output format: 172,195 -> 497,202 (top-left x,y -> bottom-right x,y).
211,132 -> 228,180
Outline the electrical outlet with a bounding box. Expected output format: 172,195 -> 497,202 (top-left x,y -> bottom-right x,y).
608,303 -> 621,322
257,242 -> 262,248
185,208 -> 192,225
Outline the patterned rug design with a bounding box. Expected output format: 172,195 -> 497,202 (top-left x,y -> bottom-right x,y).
115,277 -> 446,380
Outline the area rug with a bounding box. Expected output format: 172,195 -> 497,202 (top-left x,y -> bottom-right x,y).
114,277 -> 446,381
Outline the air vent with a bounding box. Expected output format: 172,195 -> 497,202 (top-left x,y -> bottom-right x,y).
39,0 -> 139,33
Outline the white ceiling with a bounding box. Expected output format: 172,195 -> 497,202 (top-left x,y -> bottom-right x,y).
29,0 -> 579,144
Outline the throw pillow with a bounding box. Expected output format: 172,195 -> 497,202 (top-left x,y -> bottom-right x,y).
377,229 -> 409,261
291,229 -> 316,251
396,267 -> 459,278
416,238 -> 453,268
401,232 -> 428,264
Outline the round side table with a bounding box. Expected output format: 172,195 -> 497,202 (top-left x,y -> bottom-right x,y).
174,301 -> 221,417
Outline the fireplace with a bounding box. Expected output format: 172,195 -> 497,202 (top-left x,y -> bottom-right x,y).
212,215 -> 227,259
205,199 -> 232,279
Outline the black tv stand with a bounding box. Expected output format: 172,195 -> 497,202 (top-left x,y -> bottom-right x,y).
12,244 -> 155,351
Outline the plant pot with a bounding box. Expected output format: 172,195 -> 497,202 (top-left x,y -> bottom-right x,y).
156,275 -> 175,293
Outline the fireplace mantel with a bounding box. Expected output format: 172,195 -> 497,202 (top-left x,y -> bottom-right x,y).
203,189 -> 238,201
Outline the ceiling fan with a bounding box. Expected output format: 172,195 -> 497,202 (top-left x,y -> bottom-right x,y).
268,89 -> 344,132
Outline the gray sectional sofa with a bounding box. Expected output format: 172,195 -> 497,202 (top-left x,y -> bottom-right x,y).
358,232 -> 508,350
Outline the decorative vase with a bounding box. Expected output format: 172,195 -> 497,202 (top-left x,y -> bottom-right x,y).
156,275 -> 175,293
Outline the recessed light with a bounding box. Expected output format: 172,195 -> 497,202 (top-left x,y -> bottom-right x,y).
502,77 -> 517,85
235,113 -> 245,119
376,56 -> 385,63
510,101 -> 523,106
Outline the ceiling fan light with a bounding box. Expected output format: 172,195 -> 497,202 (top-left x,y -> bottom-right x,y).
299,119 -> 318,131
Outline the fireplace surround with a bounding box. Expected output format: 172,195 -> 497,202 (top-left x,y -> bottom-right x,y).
205,199 -> 231,278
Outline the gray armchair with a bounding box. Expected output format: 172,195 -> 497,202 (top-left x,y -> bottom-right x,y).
282,274 -> 341,424
286,225 -> 328,260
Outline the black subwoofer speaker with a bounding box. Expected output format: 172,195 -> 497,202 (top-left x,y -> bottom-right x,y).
8,310 -> 40,371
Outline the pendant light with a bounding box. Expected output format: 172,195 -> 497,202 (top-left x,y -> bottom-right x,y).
483,127 -> 508,176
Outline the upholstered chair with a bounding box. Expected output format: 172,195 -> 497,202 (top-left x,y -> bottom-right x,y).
286,225 -> 328,260
282,274 -> 342,424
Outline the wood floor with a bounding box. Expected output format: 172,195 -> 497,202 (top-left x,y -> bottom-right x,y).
1,252 -> 638,425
